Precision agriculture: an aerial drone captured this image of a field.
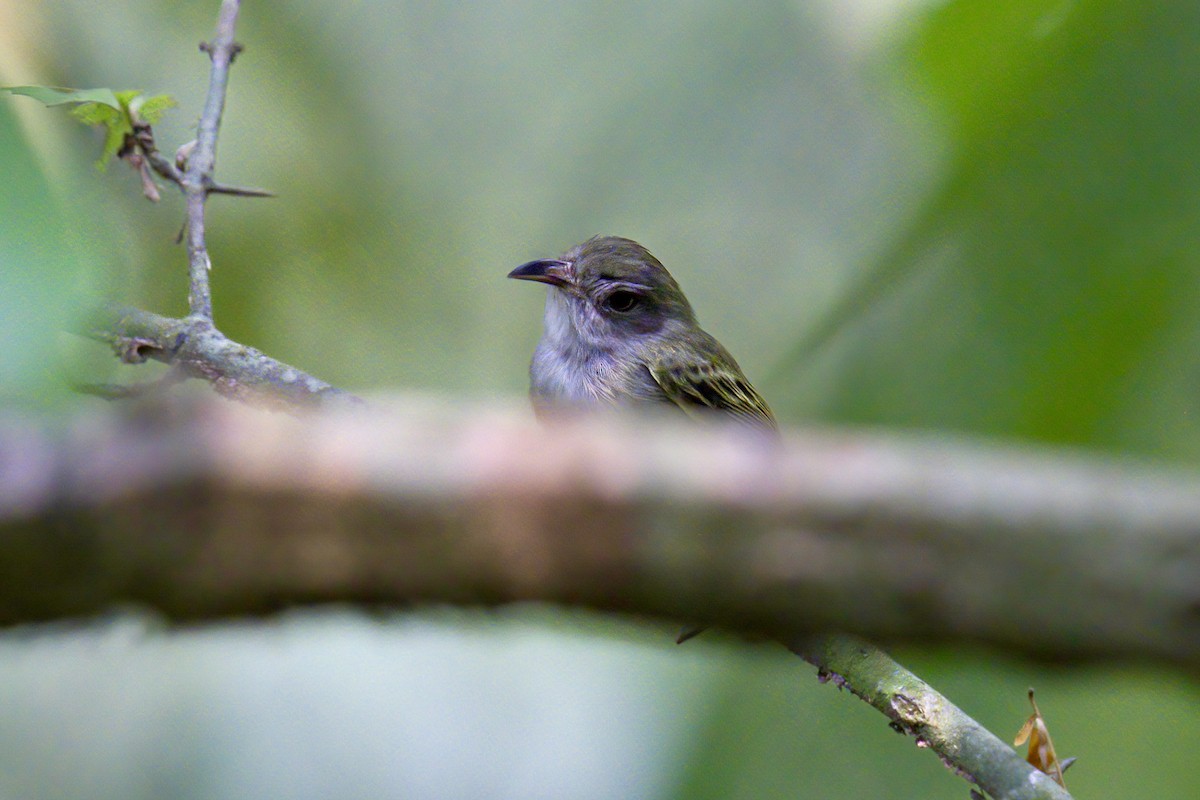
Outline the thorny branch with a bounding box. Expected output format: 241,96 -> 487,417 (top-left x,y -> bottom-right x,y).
184,0 -> 242,319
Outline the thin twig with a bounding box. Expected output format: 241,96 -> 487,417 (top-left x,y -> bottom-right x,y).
132,121 -> 272,199
132,123 -> 185,186
184,0 -> 243,319
792,636 -> 1073,800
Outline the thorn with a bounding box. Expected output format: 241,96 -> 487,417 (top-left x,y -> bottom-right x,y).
208,183 -> 275,198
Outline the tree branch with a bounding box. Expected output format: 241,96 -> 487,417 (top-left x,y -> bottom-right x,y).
86,304 -> 364,410
184,0 -> 242,319
131,121 -> 272,199
3,399 -> 1197,671
16,400 -> 1190,798
792,636 -> 1071,800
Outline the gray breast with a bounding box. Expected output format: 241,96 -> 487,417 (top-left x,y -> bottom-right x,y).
529,340 -> 666,408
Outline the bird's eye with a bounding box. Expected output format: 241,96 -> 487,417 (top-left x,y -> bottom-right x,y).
605,290 -> 641,312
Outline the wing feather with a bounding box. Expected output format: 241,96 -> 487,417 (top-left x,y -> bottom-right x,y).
647,340 -> 776,431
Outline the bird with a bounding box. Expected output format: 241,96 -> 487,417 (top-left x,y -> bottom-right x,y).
508,235 -> 778,642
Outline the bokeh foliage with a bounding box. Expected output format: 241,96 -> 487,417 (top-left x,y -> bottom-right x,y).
782,0 -> 1200,464
1,1 -> 1198,798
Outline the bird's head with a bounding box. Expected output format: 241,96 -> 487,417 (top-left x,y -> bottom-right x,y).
508,236 -> 697,349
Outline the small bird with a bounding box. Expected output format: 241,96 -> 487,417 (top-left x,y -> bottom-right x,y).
508,235 -> 777,430
508,235 -> 778,642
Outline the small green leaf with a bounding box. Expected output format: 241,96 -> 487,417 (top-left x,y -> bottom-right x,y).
68,102 -> 131,171
132,94 -> 177,125
68,102 -> 121,127
4,86 -> 177,170
1,85 -> 122,109
98,122 -> 132,170
113,89 -> 142,110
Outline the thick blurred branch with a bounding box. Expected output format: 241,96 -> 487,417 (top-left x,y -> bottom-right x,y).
2,398 -> 1197,674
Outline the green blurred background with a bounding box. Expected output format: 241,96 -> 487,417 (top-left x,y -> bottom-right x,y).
3,0 -> 1199,797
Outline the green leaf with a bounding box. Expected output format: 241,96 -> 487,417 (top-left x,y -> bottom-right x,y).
4,85 -> 176,170
127,93 -> 177,125
67,101 -> 121,127
113,88 -> 142,110
68,102 -> 131,171
1,85 -> 121,109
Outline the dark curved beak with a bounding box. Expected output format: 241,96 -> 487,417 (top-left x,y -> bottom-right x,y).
508,258 -> 572,287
